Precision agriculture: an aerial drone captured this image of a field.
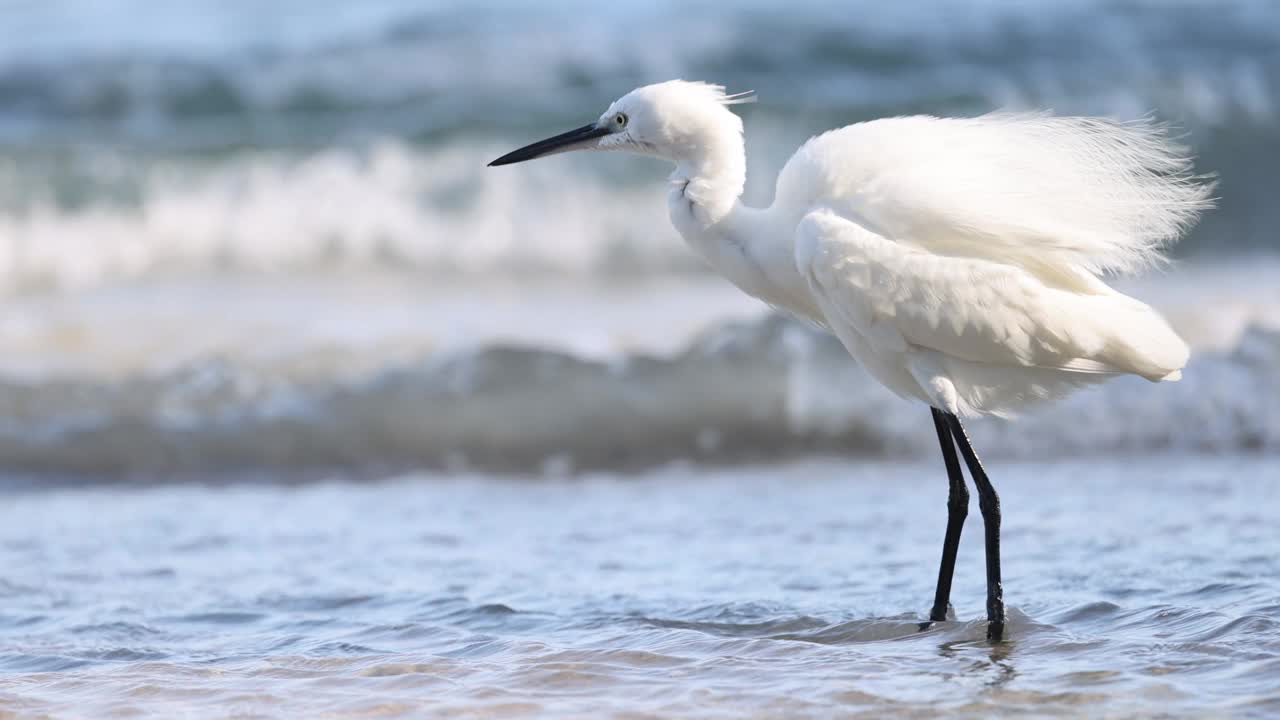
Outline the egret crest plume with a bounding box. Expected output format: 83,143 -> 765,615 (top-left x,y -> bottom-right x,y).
718,89 -> 758,105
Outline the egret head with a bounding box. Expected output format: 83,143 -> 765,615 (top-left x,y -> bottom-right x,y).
488,80 -> 753,167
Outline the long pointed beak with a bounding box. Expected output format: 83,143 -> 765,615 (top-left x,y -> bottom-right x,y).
488,124 -> 611,167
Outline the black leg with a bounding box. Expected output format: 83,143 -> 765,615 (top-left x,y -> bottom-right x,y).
944,412 -> 1006,642
929,407 -> 969,623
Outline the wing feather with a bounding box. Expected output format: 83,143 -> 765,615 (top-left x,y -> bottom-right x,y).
795,209 -> 1188,380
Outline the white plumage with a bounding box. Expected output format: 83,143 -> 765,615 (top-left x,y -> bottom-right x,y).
797,208 -> 1187,416
490,80 -> 1213,417
489,78 -> 1214,641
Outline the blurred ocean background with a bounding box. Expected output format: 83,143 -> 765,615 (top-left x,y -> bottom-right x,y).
0,0 -> 1276,475
0,1 -> 1277,717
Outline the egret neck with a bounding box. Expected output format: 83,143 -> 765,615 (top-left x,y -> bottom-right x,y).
666,136 -> 818,323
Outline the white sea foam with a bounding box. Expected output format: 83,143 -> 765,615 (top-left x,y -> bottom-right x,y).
0,142 -> 699,293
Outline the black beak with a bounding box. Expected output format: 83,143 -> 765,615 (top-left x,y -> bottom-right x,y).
488,124 -> 611,167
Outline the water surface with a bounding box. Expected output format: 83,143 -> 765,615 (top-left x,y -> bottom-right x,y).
1,456 -> 1275,717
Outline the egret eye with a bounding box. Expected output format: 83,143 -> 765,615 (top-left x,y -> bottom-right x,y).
613,113 -> 628,128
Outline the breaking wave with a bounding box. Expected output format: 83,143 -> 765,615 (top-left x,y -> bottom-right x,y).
0,315 -> 1275,479
0,0 -> 1277,292
0,142 -> 691,292
0,132 -> 1274,293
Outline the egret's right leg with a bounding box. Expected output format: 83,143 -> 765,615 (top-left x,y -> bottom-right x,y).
928,407 -> 969,623
943,412 -> 1006,643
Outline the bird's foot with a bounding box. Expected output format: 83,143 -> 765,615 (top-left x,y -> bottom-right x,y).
917,603 -> 957,632
986,617 -> 1006,643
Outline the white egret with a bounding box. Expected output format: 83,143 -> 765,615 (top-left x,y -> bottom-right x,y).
489,80 -> 1212,641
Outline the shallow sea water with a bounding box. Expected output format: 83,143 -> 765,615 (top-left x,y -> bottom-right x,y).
0,455 -> 1276,718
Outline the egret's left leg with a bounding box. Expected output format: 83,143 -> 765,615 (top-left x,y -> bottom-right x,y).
943,413 -> 1006,642
928,407 -> 968,623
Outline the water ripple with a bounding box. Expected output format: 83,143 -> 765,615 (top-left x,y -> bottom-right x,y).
0,458 -> 1275,717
